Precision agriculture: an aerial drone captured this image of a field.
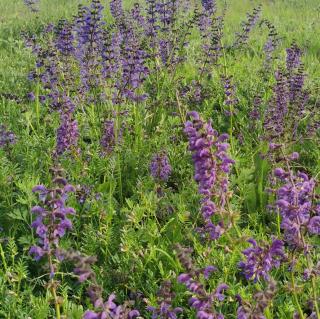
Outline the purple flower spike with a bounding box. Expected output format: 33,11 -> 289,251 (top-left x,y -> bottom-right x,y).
0,125 -> 16,148
83,292 -> 140,319
239,238 -> 286,282
29,175 -> 76,268
273,167 -> 319,250
56,111 -> 79,156
184,111 -> 234,240
150,152 -> 172,182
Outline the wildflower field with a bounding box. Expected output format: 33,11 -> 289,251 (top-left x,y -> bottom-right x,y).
0,0 -> 320,318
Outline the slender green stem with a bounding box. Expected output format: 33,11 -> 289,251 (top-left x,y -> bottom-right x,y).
115,103 -> 123,204
0,242 -> 8,273
35,81 -> 40,128
311,275 -> 320,319
51,283 -> 61,319
48,254 -> 61,319
306,254 -> 320,319
277,212 -> 281,236
290,271 -> 305,319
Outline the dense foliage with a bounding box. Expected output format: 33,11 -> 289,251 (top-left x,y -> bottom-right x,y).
0,0 -> 319,318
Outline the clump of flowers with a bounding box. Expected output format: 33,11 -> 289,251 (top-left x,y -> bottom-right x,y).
29,168 -> 76,318
238,238 -> 286,282
115,28 -> 149,103
184,111 -> 235,239
74,0 -> 105,93
263,69 -> 289,141
100,119 -> 124,155
30,173 -> 76,270
176,244 -> 228,319
24,0 -> 39,12
150,152 -> 172,182
233,5 -> 262,48
147,280 -> 183,319
273,166 -> 320,251
83,292 -> 140,319
0,124 -> 16,149
56,111 -> 80,156
261,19 -> 280,72
270,155 -> 320,318
263,42 -> 317,145
221,75 -> 238,116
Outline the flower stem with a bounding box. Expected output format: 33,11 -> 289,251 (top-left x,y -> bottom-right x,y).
0,242 -> 8,273
35,80 -> 40,128
51,284 -> 61,319
290,271 -> 305,319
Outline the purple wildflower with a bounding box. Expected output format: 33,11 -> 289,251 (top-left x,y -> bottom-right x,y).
56,112 -> 79,156
100,119 -> 123,155
115,29 -> 149,103
286,42 -> 302,72
274,167 -> 320,250
24,0 -> 39,12
83,293 -> 140,319
0,125 -> 16,148
30,175 -> 76,275
150,152 -> 172,182
198,8 -> 224,73
249,94 -> 262,128
74,1 -> 105,92
55,20 -> 75,56
234,5 -> 261,48
263,69 -> 289,141
261,20 -> 280,71
238,238 -> 286,282
184,111 -> 234,240
110,0 -> 124,22
201,0 -> 216,15
221,76 -> 238,115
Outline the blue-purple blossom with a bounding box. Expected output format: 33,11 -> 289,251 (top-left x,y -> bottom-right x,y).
110,0 -> 124,22
150,152 -> 172,182
83,293 -> 140,319
30,177 -> 76,274
115,29 -> 149,103
261,20 -> 279,70
74,1 -> 105,92
221,76 -> 238,115
263,70 -> 289,141
274,167 -> 320,250
55,20 -> 75,56
100,119 -> 123,155
286,42 -> 302,72
201,0 -> 216,15
239,238 -> 286,282
0,125 -> 16,148
56,112 -> 79,155
24,0 -> 39,12
233,5 -> 261,48
184,111 -> 234,239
